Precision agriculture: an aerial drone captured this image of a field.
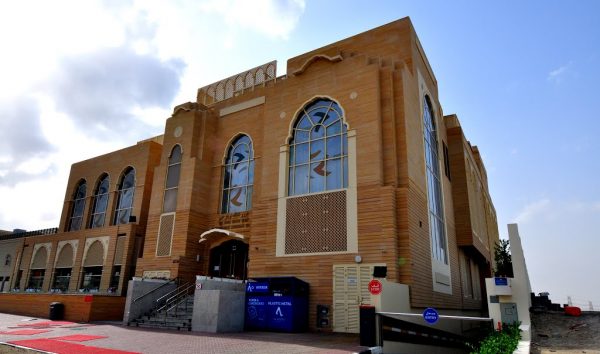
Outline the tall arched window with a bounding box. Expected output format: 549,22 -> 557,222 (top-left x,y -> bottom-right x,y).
423,96 -> 448,264
221,135 -> 254,213
114,167 -> 135,224
69,180 -> 87,231
288,98 -> 348,196
163,145 -> 181,213
90,174 -> 110,228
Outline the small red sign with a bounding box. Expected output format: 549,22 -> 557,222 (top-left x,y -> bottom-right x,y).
84,295 -> 93,303
368,279 -> 382,295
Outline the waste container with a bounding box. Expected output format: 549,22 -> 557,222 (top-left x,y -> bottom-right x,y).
49,302 -> 64,321
245,277 -> 309,332
359,305 -> 376,347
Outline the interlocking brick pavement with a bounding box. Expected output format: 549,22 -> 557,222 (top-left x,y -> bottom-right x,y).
0,313 -> 368,354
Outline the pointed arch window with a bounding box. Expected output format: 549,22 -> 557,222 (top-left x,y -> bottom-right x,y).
69,180 -> 87,231
221,135 -> 254,213
114,167 -> 135,224
163,145 -> 181,213
90,174 -> 110,228
288,98 -> 348,196
423,96 -> 448,264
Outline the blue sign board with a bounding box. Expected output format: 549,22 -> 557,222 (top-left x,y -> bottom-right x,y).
494,277 -> 508,286
246,296 -> 268,330
266,297 -> 294,331
423,307 -> 439,324
246,282 -> 270,293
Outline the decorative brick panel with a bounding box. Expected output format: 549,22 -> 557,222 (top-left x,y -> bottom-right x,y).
84,241 -> 104,267
156,213 -> 175,257
55,244 -> 74,268
31,247 -> 48,269
285,190 -> 347,254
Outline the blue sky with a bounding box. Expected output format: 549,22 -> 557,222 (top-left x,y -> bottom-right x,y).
0,0 -> 598,307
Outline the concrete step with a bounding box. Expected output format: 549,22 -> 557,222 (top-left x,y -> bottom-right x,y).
140,317 -> 191,325
135,321 -> 191,331
135,318 -> 190,325
151,311 -> 193,319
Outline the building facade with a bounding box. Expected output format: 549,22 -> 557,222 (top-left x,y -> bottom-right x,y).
3,17 -> 499,331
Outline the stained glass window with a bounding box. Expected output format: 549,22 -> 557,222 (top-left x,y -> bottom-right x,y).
288,99 -> 347,196
114,167 -> 135,224
90,174 -> 110,228
69,180 -> 86,231
423,96 -> 448,264
163,145 -> 181,213
221,135 -> 254,213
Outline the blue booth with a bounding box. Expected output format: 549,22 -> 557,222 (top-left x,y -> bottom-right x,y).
245,276 -> 309,332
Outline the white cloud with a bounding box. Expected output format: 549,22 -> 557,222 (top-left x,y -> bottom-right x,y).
0,0 -> 306,231
547,61 -> 573,84
514,198 -> 550,223
198,0 -> 306,40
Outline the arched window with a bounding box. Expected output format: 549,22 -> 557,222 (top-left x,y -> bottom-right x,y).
221,135 -> 254,213
114,167 -> 135,224
423,96 -> 448,264
69,180 -> 87,231
288,98 -> 348,196
163,145 -> 181,213
90,174 -> 110,228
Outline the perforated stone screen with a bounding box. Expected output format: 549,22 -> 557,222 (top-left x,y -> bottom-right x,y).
285,190 -> 347,254
55,244 -> 74,268
31,247 -> 48,269
84,241 -> 104,267
157,213 -> 175,257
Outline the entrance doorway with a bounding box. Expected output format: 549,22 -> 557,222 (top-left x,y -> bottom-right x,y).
332,263 -> 384,333
209,239 -> 248,280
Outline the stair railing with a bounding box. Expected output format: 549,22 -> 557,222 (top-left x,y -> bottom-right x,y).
155,282 -> 195,324
132,277 -> 178,304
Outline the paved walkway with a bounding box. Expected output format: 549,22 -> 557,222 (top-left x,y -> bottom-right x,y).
0,313 -> 367,354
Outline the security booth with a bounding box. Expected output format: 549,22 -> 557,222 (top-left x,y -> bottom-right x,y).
245,276 -> 309,332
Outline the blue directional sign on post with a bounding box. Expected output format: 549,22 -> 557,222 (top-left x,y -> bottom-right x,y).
423,307 -> 439,324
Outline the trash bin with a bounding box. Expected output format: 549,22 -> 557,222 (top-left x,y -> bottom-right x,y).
49,302 -> 64,321
359,305 -> 376,347
245,277 -> 309,332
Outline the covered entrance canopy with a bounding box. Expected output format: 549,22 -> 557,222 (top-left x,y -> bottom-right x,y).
199,228 -> 245,244
199,228 -> 248,280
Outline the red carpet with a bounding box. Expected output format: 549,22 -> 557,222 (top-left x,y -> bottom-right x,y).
9,339 -> 140,354
50,334 -> 107,341
0,329 -> 52,335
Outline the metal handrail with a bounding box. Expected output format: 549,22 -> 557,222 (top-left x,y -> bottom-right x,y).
156,283 -> 194,313
377,311 -> 493,322
375,311 -> 494,348
132,278 -> 177,303
155,282 -> 187,305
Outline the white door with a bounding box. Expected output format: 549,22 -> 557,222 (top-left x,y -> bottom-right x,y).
332,263 -> 384,333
